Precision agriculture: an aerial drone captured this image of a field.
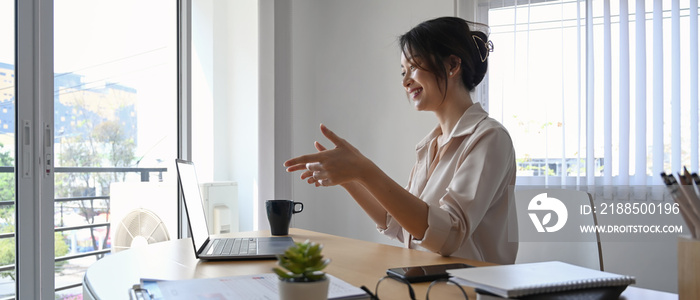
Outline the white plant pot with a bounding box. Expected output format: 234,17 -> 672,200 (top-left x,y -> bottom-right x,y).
278,278 -> 330,300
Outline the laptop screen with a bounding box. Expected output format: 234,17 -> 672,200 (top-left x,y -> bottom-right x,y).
175,160 -> 211,253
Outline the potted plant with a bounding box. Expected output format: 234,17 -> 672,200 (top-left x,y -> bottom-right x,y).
273,240 -> 331,300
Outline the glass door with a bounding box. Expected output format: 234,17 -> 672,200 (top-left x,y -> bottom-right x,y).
53,0 -> 177,297
0,0 -> 16,297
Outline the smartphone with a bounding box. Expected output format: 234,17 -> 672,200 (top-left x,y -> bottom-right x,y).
386,262 -> 473,283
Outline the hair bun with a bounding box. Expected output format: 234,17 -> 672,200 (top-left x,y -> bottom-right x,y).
400,17 -> 492,92
472,34 -> 493,63
468,30 -> 490,89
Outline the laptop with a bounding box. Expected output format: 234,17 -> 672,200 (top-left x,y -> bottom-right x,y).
175,159 -> 295,260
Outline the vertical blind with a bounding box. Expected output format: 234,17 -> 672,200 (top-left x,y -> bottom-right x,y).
484,0 -> 700,186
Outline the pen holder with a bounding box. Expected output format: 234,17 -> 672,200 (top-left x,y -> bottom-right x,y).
678,235 -> 700,300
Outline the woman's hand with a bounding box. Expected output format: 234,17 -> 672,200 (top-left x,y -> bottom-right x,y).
284,124 -> 371,187
285,124 -> 428,238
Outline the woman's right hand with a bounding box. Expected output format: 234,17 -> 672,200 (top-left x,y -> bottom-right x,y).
284,124 -> 372,187
296,141 -> 327,187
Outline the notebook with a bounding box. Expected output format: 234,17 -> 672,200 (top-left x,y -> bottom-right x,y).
448,261 -> 636,299
175,159 -> 294,260
474,286 -> 629,300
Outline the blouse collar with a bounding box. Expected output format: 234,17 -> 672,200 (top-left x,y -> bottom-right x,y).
416,103 -> 489,150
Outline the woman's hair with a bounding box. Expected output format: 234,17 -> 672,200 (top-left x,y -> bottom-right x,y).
399,17 -> 490,93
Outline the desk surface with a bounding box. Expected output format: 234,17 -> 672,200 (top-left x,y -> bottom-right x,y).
83,228 -> 676,300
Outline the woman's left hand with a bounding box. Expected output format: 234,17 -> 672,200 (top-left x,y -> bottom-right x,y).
284,124 -> 371,187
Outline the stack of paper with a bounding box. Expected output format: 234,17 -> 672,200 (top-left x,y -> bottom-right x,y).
131,273 -> 369,300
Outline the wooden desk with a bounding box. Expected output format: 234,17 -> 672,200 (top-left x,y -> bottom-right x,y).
83,228 -> 677,300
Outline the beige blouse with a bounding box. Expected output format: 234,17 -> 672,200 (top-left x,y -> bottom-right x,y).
378,103 -> 518,264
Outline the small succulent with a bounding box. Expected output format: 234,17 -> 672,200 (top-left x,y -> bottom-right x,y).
273,240 -> 331,282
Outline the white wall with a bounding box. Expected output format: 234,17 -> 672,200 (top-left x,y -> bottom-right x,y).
192,0 -> 258,231
192,0 -> 214,175
279,0 -> 454,245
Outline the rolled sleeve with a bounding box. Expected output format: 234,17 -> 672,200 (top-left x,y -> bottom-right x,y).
414,127 -> 516,259
413,204 -> 455,255
377,213 -> 405,243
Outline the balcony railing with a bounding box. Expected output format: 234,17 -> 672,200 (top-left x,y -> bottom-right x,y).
0,166 -> 167,294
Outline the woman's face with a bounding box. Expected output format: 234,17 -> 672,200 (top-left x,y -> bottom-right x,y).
400,52 -> 444,112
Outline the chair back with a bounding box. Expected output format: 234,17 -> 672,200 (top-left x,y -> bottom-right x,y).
513,188 -> 604,270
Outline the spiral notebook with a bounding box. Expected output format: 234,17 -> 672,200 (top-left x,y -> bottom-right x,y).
448,261 -> 635,299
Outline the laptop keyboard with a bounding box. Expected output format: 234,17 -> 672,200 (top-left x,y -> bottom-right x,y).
207,238 -> 257,256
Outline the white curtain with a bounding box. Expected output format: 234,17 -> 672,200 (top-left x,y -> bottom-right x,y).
482,0 -> 699,186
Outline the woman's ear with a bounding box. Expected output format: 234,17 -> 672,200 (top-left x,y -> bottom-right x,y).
447,55 -> 461,77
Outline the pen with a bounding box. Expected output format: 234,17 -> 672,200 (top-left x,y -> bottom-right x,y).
682,167 -> 693,185
664,172 -> 699,239
661,173 -> 685,231
680,168 -> 700,219
691,173 -> 700,199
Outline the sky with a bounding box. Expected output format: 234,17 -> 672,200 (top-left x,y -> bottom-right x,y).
2,0 -> 174,90
2,0 -> 178,167
0,1 -> 12,64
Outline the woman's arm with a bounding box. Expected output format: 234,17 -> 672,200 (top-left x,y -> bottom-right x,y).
356,163 -> 429,239
340,182 -> 388,228
286,136 -> 389,228
284,124 -> 429,239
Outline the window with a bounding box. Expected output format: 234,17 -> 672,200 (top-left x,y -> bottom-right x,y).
482,0 -> 700,185
52,0 -> 177,297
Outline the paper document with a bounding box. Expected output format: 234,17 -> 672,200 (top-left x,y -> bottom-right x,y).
136,273 -> 368,300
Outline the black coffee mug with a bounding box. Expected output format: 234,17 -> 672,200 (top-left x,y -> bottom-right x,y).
266,200 -> 304,236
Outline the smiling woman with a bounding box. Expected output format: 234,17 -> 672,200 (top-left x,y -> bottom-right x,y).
285,16 -> 518,265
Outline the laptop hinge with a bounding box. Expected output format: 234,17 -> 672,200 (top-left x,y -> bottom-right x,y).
197,237 -> 211,256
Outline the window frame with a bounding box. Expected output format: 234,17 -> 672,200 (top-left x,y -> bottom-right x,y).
14,0 -> 192,297
16,0 -> 55,298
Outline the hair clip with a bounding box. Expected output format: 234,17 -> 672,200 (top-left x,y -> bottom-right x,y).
472,35 -> 494,63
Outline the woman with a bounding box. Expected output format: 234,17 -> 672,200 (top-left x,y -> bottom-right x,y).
284,17 -> 517,264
